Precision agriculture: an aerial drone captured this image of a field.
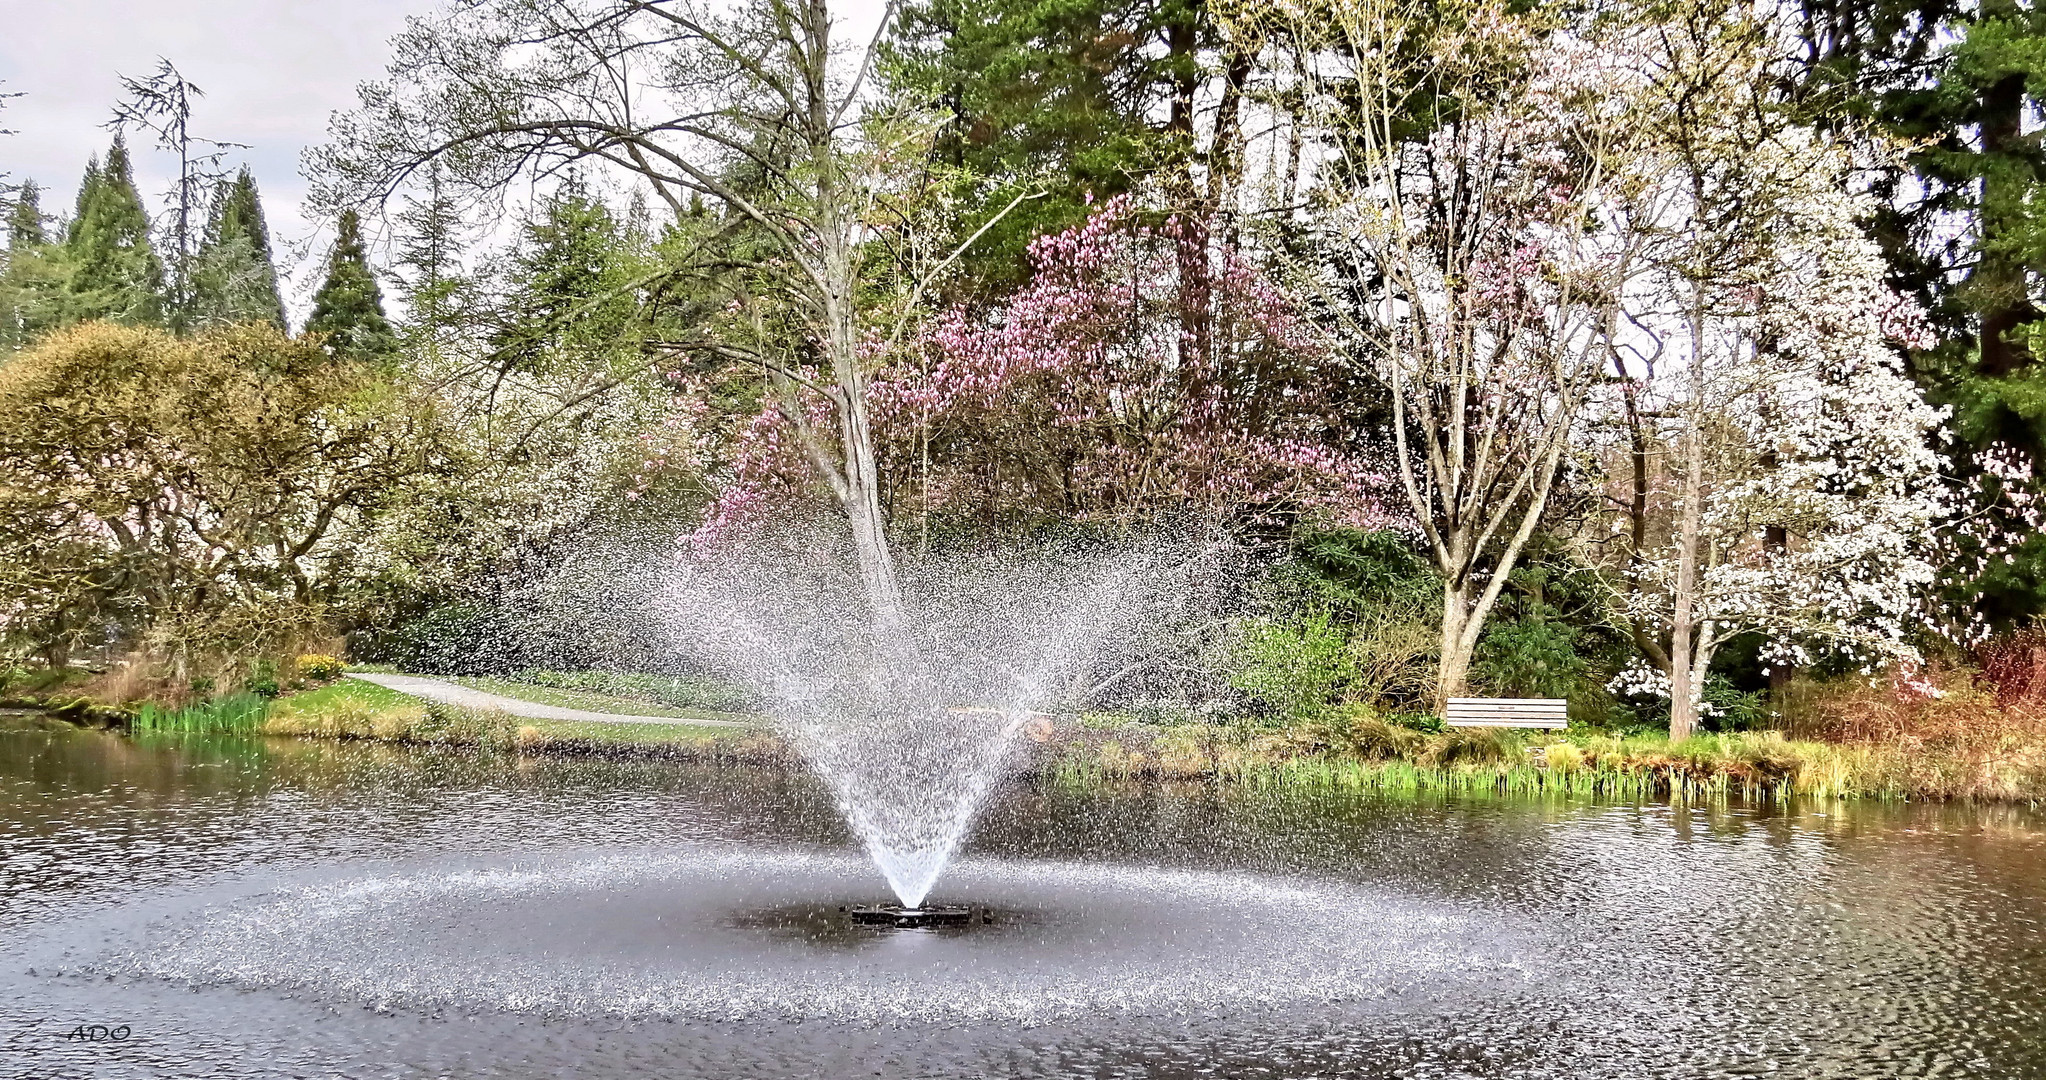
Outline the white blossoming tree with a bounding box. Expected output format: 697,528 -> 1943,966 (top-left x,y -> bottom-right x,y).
1583,2 -> 1948,739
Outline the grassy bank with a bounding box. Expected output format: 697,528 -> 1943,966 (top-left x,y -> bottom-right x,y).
258,677 -> 781,761
13,661 -> 2045,802
1043,715 -> 2046,802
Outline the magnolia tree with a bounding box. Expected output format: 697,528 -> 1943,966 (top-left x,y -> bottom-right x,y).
692,197 -> 1394,540
1584,3 -> 1947,738
1264,0 -> 1658,705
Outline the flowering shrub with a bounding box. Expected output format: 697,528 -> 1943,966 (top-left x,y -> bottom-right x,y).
296,654 -> 346,682
689,199 -> 1395,541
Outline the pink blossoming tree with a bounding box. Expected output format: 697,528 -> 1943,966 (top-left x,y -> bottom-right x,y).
693,197 -> 1394,544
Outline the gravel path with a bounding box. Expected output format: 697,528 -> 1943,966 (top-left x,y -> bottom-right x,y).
346,673 -> 750,728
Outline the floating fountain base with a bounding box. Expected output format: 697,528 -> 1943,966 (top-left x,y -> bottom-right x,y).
844,903 -> 989,929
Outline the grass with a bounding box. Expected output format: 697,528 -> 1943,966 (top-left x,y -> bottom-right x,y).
491,668 -> 761,714
259,674 -> 773,758
441,675 -> 761,724
1042,718 -> 2046,802
130,691 -> 270,733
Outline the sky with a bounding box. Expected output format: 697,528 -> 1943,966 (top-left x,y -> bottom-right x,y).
1,0 -> 890,321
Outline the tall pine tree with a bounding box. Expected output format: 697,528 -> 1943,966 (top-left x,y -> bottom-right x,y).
489,182 -> 638,376
190,167 -> 287,330
304,208 -> 396,361
62,138 -> 165,325
884,0 -> 1221,288
0,180 -> 66,352
394,162 -> 470,361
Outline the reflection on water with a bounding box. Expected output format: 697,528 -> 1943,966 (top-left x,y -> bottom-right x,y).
3,719 -> 2046,1078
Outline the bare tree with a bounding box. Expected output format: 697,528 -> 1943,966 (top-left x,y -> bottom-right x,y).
1263,0 -> 1651,705
312,0 -> 1025,629
108,59 -> 247,331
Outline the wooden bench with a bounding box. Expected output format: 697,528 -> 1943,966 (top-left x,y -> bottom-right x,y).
1445,697 -> 1569,730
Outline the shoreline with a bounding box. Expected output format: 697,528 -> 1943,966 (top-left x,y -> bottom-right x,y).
8,670 -> 2042,804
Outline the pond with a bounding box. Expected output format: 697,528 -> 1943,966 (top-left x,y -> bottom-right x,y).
4,719 -> 2045,1079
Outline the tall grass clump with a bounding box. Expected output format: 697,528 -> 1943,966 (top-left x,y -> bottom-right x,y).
130,691 -> 271,733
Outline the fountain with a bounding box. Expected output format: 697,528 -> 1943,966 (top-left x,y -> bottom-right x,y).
655,532 -> 1199,908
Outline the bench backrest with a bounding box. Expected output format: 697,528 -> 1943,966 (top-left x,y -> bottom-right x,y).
1445,697 -> 1569,729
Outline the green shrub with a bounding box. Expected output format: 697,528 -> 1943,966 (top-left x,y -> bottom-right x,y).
1472,618 -> 1584,698
1230,613 -> 1356,722
131,691 -> 270,733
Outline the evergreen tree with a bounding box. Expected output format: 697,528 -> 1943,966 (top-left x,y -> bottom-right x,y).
190,168 -> 287,330
0,180 -> 66,353
489,183 -> 637,375
61,139 -> 165,325
393,163 -> 470,359
884,0 -> 1219,288
304,209 -> 397,361
7,180 -> 45,250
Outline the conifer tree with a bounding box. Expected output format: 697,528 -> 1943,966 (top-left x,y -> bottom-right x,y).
304,209 -> 396,361
393,163 -> 469,359
6,181 -> 44,250
0,180 -> 66,352
62,139 -> 164,325
190,168 -> 287,330
488,183 -> 641,378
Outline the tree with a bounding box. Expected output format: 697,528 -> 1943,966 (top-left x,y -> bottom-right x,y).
61,139 -> 165,325
313,0 -> 1033,629
1578,0 -> 1948,739
304,209 -> 397,361
108,59 -> 246,331
393,161 -> 471,360
884,0 -> 1234,286
1274,0 -> 1651,706
488,182 -> 642,377
873,198 -> 1388,534
0,323 -> 432,666
189,167 -> 287,330
0,180 -> 65,353
1791,0 -> 2046,628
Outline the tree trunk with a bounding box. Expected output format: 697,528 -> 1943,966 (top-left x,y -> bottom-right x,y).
1669,277 -> 1709,741
1436,579 -> 1475,710
1975,0 -> 2033,377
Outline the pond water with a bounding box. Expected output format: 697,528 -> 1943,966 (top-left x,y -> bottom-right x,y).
3,719 -> 2045,1079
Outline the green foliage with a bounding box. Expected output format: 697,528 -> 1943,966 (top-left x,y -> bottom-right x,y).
305,209 -> 396,361
1230,612 -> 1356,722
393,162 -> 471,356
488,183 -> 643,375
884,0 -> 1215,288
61,139 -> 165,325
0,180 -> 65,353
1261,529 -> 1441,708
190,168 -> 286,330
1471,618 -> 1584,699
1272,527 -> 1439,618
131,691 -> 269,733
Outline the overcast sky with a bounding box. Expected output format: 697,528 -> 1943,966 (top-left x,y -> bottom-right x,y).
1,0 -> 888,321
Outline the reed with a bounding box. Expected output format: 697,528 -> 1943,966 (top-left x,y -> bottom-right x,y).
1042,723 -> 2046,802
129,692 -> 270,733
